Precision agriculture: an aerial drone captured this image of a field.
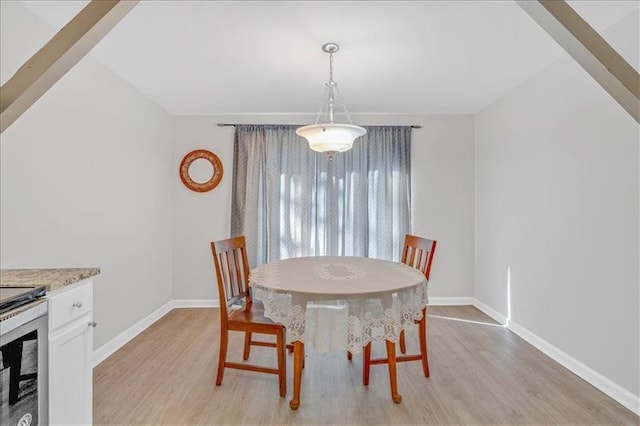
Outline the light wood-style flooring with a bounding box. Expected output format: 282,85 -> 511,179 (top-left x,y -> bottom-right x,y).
93,306 -> 638,425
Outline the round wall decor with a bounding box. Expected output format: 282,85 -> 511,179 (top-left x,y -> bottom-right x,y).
179,149 -> 223,192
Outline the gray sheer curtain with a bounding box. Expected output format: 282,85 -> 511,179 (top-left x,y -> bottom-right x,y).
231,124 -> 411,267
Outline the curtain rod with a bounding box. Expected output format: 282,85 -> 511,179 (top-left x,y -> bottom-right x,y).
217,123 -> 422,129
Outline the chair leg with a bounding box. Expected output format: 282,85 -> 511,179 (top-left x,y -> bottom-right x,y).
385,339 -> 402,403
347,351 -> 352,361
276,329 -> 286,397
418,311 -> 430,377
216,329 -> 229,386
290,341 -> 304,410
362,342 -> 371,386
243,332 -> 252,360
399,329 -> 407,354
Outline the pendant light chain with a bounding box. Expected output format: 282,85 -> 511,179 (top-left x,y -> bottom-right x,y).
335,84 -> 355,125
329,50 -> 334,83
329,49 -> 355,126
313,48 -> 355,126
296,42 -> 366,156
314,84 -> 330,125
328,51 -> 335,123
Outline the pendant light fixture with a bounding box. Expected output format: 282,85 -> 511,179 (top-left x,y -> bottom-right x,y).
296,42 -> 366,159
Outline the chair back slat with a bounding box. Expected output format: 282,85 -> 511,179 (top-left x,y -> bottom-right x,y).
211,236 -> 252,319
401,234 -> 437,280
225,250 -> 238,298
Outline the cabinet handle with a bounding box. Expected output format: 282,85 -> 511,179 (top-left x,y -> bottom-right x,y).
72,301 -> 83,308
88,321 -> 97,328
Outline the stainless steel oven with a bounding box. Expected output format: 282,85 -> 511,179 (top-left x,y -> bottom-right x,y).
1,287 -> 48,426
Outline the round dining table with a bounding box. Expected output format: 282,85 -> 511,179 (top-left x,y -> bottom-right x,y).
250,256 -> 428,409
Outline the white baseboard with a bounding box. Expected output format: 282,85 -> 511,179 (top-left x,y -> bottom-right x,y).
508,320 -> 640,416
93,299 -> 220,367
93,300 -> 174,367
428,297 -> 474,306
472,298 -> 639,416
472,298 -> 509,325
172,299 -> 219,308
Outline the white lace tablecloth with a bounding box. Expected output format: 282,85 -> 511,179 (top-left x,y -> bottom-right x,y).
250,256 -> 428,354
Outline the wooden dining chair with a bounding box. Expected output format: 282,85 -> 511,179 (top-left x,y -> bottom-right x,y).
361,234 -> 437,385
211,236 -> 287,397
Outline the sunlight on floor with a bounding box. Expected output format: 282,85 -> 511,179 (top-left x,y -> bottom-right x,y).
427,314 -> 506,328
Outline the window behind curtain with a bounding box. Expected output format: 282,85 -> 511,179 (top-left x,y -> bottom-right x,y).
231,124 -> 411,267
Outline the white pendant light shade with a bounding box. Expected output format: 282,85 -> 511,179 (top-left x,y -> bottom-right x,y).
296,123 -> 366,153
297,42 -> 366,157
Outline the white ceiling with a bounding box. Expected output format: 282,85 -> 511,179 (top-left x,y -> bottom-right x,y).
17,1 -> 640,116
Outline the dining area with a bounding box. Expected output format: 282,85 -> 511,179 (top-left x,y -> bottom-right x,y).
211,234 -> 437,410
2,1 -> 638,423
88,229 -> 637,425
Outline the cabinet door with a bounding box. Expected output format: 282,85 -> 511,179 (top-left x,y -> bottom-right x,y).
49,316 -> 93,425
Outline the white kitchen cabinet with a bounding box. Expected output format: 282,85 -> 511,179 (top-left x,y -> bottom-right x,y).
48,278 -> 94,425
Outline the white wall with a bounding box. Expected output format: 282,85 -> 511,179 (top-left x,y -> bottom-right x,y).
0,2 -> 174,349
475,11 -> 639,399
171,117 -> 234,301
172,114 -> 475,301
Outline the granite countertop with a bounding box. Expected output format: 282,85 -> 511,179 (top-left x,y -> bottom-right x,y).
0,268 -> 101,292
